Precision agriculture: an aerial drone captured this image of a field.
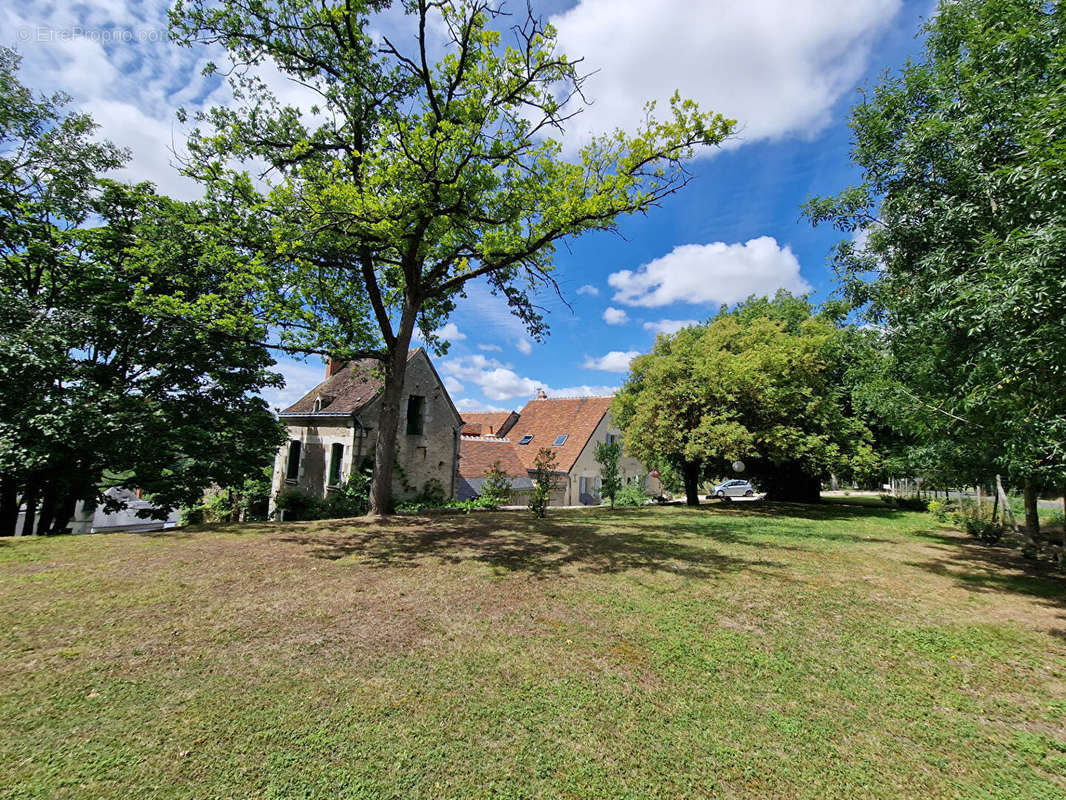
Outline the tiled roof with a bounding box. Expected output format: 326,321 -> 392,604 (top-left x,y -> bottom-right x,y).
507,396 -> 613,472
460,411 -> 519,437
281,350 -> 417,415
457,437 -> 527,479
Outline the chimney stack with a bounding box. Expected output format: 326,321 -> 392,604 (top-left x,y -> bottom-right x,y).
326,358 -> 345,378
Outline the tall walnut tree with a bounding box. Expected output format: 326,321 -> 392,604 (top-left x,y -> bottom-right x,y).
169,0 -> 734,513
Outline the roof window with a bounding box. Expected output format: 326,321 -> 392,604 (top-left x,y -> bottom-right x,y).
553,435 -> 568,446
518,434 -> 534,445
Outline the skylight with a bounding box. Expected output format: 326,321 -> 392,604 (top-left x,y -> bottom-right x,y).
553,434 -> 568,446
518,434 -> 534,445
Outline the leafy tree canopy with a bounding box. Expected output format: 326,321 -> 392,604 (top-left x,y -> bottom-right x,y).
167,0 -> 735,513
0,48 -> 283,535
804,0 -> 1066,533
612,291 -> 877,505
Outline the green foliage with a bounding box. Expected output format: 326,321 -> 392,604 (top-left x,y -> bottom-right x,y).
927,500 -> 956,523
612,291 -> 877,503
273,488 -> 322,522
0,49 -> 283,535
167,0 -> 735,514
954,503 -> 1005,544
804,0 -> 1066,508
479,461 -> 513,509
614,482 -> 649,508
529,448 -> 558,519
594,441 -> 622,507
321,461 -> 375,519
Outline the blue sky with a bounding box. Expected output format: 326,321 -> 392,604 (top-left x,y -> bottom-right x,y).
5,0 -> 934,413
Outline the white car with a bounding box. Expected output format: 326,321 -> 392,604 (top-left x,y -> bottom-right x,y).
712,479 -> 755,498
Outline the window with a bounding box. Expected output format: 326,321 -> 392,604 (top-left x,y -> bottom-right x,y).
328,443 -> 344,486
518,434 -> 534,445
406,395 -> 425,435
285,440 -> 301,480
553,434 -> 568,446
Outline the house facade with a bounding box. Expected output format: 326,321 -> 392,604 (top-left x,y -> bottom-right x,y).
271,348 -> 462,507
458,393 -> 659,506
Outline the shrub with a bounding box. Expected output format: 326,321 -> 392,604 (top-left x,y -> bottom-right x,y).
880,494 -> 897,507
594,441 -> 622,507
927,500 -> 957,523
529,448 -> 557,518
615,482 -> 649,507
954,502 -> 1005,544
480,461 -> 513,509
274,487 -> 322,521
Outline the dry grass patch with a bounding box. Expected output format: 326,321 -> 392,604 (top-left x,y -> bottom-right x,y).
1,499 -> 1065,799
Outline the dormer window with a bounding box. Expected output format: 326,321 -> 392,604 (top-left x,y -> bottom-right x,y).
313,397 -> 323,412
553,435 -> 568,446
518,434 -> 534,445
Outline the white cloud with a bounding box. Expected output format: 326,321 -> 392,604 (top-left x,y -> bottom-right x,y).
609,237 -> 811,308
582,350 -> 641,373
550,0 -> 900,153
477,343 -> 502,352
516,338 -> 533,355
576,284 -> 600,296
455,399 -> 510,413
643,319 -> 700,336
443,375 -> 465,396
437,321 -> 466,341
602,307 -> 629,325
443,355 -> 617,403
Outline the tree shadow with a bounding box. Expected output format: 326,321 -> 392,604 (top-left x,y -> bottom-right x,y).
906,527 -> 1066,619
277,511 -> 785,580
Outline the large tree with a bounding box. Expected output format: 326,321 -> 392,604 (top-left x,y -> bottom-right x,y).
612,293 -> 877,505
804,0 -> 1066,540
0,49 -> 284,535
169,0 -> 734,514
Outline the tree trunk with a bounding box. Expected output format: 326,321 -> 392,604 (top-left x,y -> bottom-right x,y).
50,494 -> 76,535
20,480 -> 38,537
367,304 -> 418,516
682,461 -> 700,506
1023,479 -> 1040,547
36,483 -> 58,536
0,476 -> 18,537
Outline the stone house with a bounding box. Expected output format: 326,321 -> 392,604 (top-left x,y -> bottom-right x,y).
458,393 -> 659,506
271,348 -> 462,507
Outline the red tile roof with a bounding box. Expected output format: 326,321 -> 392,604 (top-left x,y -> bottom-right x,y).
507,396 -> 613,472
457,437 -> 527,480
460,411 -> 519,437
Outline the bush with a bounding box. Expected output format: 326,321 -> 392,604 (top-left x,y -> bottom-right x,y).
529,448 -> 557,518
615,482 -> 649,507
954,502 -> 1005,544
274,487 -> 322,521
480,461 -> 513,509
880,494 -> 896,507
927,500 -> 957,523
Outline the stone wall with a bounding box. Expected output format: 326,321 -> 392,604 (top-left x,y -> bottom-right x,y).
270,350 -> 462,508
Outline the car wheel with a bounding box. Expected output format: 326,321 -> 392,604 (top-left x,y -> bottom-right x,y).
744,489 -> 753,497
716,490 -> 725,499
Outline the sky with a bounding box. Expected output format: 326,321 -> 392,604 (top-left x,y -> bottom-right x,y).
5,0 -> 935,413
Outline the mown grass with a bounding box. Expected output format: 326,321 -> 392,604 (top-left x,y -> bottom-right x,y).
2,498 -> 1065,799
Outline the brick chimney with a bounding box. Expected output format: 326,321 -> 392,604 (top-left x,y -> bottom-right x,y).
326,358 -> 346,378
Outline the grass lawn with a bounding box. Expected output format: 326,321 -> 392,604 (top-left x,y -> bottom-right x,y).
2,498 -> 1065,799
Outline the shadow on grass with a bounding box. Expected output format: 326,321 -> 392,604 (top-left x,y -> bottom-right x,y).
907,527 -> 1066,619
277,511 -> 786,580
